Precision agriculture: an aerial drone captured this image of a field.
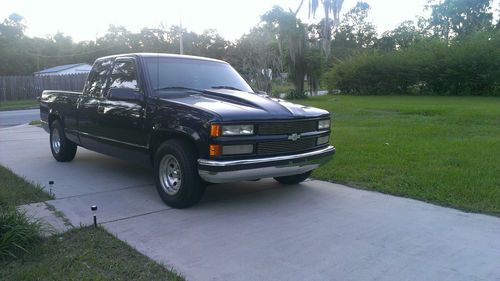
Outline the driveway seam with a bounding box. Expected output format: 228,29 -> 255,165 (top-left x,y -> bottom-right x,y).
102,185 -> 278,225
101,207 -> 173,224
52,182 -> 154,200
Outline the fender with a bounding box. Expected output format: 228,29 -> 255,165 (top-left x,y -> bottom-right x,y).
148,124 -> 210,162
47,109 -> 62,129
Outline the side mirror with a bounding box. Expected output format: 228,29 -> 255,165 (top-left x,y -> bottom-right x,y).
256,90 -> 268,95
108,88 -> 142,101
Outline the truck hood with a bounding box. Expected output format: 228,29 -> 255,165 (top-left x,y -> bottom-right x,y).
162,89 -> 329,121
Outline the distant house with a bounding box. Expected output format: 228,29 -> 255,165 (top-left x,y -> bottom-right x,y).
34,63 -> 92,76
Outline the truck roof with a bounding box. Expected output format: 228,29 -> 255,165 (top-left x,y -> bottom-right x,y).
98,53 -> 228,64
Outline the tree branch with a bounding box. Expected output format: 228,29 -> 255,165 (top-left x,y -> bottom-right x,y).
293,0 -> 305,16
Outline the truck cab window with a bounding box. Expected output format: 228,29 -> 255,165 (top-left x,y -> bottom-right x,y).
144,57 -> 253,95
109,60 -> 138,89
85,59 -> 112,98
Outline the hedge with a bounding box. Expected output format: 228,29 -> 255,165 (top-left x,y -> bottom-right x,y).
326,30 -> 500,96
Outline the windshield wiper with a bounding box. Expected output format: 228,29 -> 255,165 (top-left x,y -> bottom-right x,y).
210,86 -> 242,91
155,86 -> 204,93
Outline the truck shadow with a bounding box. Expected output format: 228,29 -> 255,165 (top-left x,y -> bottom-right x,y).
199,179 -> 320,210
73,148 -> 317,211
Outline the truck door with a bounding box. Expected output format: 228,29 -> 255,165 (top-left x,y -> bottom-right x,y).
97,58 -> 147,150
78,58 -> 113,148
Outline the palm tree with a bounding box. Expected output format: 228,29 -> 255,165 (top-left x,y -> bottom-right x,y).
294,0 -> 344,56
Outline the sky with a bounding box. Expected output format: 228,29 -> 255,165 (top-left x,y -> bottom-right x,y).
0,0 -> 498,42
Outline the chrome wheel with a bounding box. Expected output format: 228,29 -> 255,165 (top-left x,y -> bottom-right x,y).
51,128 -> 61,154
159,154 -> 182,195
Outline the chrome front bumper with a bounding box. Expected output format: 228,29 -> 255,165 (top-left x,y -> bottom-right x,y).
197,146 -> 335,183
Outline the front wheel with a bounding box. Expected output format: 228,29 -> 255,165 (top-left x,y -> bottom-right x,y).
153,140 -> 206,208
274,171 -> 312,185
50,120 -> 77,162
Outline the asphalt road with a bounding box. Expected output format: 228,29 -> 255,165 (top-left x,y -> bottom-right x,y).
1,125 -> 499,281
0,109 -> 39,127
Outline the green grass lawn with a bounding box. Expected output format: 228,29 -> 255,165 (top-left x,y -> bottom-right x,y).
0,100 -> 38,111
0,165 -> 52,207
299,95 -> 500,216
28,120 -> 41,125
0,165 -> 184,280
0,227 -> 183,281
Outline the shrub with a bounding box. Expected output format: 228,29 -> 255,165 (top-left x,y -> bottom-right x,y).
286,89 -> 308,100
325,30 -> 500,96
270,81 -> 294,97
0,206 -> 43,260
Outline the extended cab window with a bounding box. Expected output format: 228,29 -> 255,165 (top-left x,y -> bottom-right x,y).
85,59 -> 112,98
109,60 -> 138,89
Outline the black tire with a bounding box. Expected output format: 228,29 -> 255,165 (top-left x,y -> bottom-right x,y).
153,139 -> 206,208
274,171 -> 312,185
50,120 -> 77,162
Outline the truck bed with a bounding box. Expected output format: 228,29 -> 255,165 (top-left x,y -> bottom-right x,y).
39,90 -> 83,136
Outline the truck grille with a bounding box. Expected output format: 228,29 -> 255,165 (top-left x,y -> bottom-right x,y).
257,138 -> 317,155
258,120 -> 317,135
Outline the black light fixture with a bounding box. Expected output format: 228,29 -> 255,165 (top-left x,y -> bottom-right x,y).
48,180 -> 54,197
91,205 -> 98,228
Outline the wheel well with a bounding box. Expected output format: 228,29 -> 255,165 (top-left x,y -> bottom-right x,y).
48,114 -> 59,128
149,131 -> 199,164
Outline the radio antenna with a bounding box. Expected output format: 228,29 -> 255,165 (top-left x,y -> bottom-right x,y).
179,20 -> 184,55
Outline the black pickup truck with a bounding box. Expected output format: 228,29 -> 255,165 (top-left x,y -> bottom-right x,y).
40,53 -> 335,208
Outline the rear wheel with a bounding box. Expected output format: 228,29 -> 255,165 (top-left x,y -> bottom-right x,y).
274,171 -> 312,185
50,120 -> 77,162
153,139 -> 206,208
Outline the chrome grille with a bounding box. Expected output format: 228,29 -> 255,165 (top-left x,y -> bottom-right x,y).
258,120 -> 317,135
257,138 -> 317,155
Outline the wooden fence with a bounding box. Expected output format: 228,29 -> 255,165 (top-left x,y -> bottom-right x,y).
0,73 -> 88,102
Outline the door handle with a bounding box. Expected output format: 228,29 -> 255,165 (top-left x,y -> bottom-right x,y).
97,105 -> 105,114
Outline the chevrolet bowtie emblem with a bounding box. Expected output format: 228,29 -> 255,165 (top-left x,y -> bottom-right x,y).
288,133 -> 301,141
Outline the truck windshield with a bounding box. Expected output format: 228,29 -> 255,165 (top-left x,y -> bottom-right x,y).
144,57 -> 253,94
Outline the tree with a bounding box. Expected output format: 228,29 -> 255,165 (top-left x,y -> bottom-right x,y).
98,25 -> 133,50
428,0 -> 493,41
305,0 -> 345,56
133,27 -> 169,52
378,20 -> 424,50
0,13 -> 36,75
336,2 -> 377,49
0,13 -> 26,39
304,46 -> 323,95
227,25 -> 281,92
262,6 -> 309,96
0,15 -> 233,75
195,29 -> 229,59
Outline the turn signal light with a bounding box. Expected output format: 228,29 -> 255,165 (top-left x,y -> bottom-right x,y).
209,144 -> 221,157
210,124 -> 221,137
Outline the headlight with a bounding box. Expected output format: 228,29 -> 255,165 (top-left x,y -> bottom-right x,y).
210,124 -> 254,137
222,144 -> 254,155
219,124 -> 253,136
318,119 -> 330,130
316,135 -> 329,145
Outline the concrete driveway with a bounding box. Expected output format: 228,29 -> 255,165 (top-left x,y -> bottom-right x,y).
1,125 -> 499,281
0,109 -> 39,127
